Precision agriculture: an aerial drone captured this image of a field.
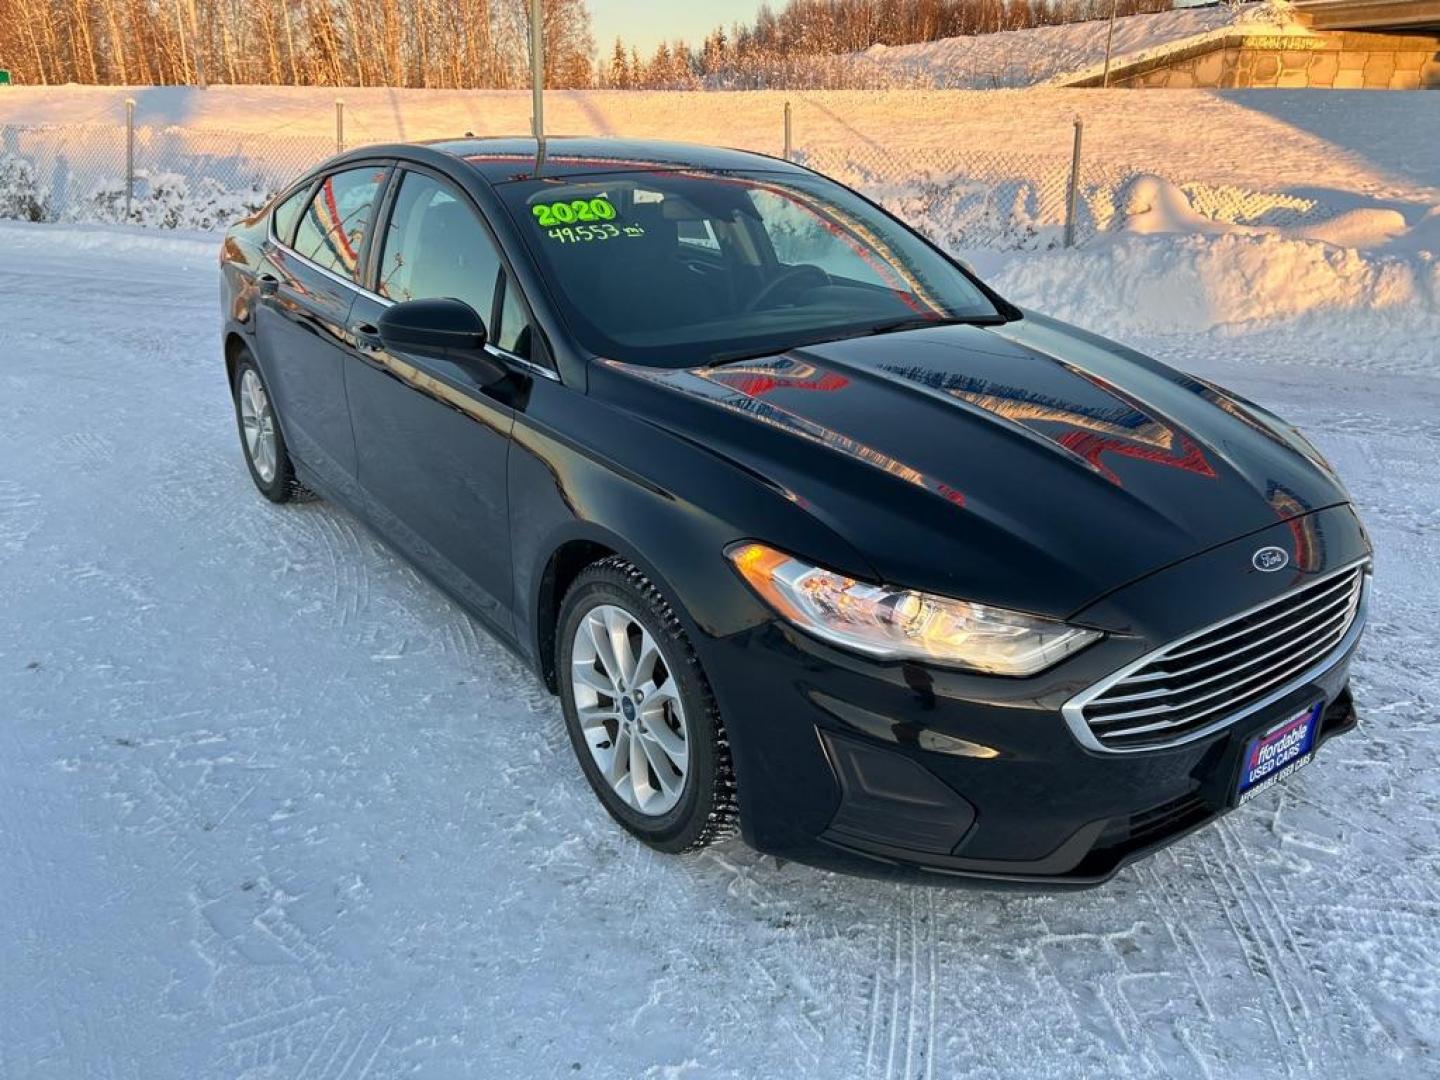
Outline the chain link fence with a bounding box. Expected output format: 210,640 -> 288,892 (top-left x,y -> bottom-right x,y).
0,111 -> 1343,250
0,121 -> 332,229
796,142 -> 1137,250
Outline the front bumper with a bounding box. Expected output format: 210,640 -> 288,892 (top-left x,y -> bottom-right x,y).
699,505 -> 1370,887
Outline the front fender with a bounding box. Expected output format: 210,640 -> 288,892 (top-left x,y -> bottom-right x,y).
507,376 -> 873,679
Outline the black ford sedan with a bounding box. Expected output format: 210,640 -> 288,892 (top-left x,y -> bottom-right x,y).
220,137 -> 1370,885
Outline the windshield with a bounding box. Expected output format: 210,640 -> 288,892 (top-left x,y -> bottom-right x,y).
496,168 -> 1003,368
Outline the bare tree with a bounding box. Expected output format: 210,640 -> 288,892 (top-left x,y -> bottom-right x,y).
0,0 -> 1168,88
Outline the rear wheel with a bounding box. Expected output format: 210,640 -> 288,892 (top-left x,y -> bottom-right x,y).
557,557 -> 737,853
232,353 -> 299,503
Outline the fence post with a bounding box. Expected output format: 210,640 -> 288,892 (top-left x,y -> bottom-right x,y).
335,99 -> 345,154
124,98 -> 135,222
1102,0 -> 1119,88
783,100 -> 792,161
1064,117 -> 1083,248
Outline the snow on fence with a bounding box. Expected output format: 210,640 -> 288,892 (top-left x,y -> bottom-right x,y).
0,118 -> 1341,251
0,119 -> 1109,249
795,143 -> 1137,250
0,122 -> 332,231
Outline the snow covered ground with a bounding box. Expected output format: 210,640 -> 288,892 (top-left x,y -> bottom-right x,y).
2,211 -> 1438,1078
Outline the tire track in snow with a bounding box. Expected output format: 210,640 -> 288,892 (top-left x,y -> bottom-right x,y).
311,513 -> 370,630
57,429 -> 114,464
923,889 -> 938,1080
1306,901 -> 1440,1062
1218,818 -> 1326,1039
298,1013 -> 392,1080
118,764 -> 205,877
1200,818 -> 1339,1076
1192,843 -> 1307,1073
863,885 -> 937,1080
1132,851 -> 1226,1075
255,900 -> 344,983
291,1007 -> 350,1080
0,480 -> 43,556
219,999 -> 341,1077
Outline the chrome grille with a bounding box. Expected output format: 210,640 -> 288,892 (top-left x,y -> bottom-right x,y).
1068,562 -> 1369,752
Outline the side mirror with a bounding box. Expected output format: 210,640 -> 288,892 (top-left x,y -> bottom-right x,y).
377,298 -> 504,384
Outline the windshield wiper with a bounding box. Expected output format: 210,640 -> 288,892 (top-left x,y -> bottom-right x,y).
707,313 -> 1007,366
860,313 -> 1008,337
708,330 -> 860,365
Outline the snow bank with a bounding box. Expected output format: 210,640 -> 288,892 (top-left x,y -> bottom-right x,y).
856,1 -> 1306,89
800,160 -> 1435,255
0,218 -> 218,260
991,230 -> 1440,343
1119,173 -> 1411,248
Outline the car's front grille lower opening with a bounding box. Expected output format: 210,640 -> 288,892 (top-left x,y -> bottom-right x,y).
1093,791 -> 1213,853
1080,564 -> 1366,750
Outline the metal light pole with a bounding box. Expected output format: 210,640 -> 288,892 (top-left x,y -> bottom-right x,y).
1101,0 -> 1119,88
1064,117 -> 1083,248
530,0 -> 545,148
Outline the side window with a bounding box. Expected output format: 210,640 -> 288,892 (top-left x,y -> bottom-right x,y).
272,183 -> 310,245
292,166 -> 387,281
495,275 -> 532,359
378,171 -> 501,320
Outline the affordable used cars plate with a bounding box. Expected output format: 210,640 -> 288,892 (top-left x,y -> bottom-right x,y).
1236,702 -> 1323,805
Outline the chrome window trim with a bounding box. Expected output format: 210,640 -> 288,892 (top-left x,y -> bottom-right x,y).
1062,558 -> 1371,754
271,232 -> 393,305
266,183 -> 561,383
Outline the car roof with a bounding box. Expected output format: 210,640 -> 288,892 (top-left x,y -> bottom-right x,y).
419,136 -> 807,184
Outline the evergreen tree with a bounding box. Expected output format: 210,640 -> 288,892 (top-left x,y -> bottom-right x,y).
609,36 -> 630,88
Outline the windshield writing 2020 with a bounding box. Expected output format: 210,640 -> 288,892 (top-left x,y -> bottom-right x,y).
531,195 -> 647,244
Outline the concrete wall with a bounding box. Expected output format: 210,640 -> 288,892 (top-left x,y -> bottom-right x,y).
1079,30 -> 1440,89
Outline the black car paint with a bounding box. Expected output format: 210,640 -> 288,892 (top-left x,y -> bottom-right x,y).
221,138 -> 1369,886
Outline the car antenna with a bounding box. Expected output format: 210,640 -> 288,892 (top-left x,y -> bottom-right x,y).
530,0 -> 547,176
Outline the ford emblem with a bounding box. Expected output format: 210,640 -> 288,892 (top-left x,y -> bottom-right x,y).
1252,546 -> 1289,573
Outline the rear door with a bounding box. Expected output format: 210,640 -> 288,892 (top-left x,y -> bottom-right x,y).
343,167 -> 526,630
256,164 -> 390,503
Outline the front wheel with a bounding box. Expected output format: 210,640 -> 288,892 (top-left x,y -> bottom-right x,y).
557,557 -> 738,853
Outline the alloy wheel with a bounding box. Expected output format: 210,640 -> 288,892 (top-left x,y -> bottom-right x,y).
570,603 -> 690,816
238,368 -> 277,484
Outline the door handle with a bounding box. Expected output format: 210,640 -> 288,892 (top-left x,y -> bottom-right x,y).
257,273 -> 280,297
352,322 -> 384,353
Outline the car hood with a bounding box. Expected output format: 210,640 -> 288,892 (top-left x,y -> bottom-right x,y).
595,314 -> 1349,620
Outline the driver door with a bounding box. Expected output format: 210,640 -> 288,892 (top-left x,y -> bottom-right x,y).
343,168 -> 518,630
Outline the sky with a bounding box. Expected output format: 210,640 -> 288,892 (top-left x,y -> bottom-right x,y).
586,0 -> 767,55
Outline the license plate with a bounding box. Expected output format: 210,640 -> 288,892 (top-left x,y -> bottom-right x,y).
1236,702 -> 1322,805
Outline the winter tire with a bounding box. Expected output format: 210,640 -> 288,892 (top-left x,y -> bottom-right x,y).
557,557 -> 738,853
232,352 -> 300,503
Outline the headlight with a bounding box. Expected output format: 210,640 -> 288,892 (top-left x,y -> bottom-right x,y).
728,542 -> 1101,676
